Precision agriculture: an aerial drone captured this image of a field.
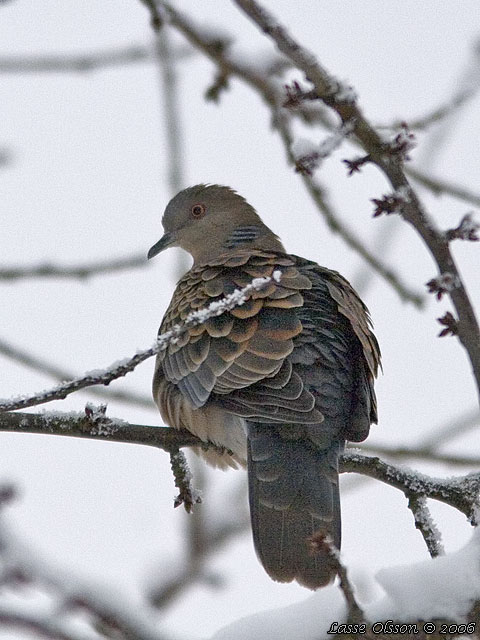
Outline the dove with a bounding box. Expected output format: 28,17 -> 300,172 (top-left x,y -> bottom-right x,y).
148,184 -> 380,588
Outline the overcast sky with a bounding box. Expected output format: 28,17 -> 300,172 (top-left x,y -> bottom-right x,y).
1,2 -> 479,638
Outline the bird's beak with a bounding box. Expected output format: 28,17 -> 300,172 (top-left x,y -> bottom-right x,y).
147,232 -> 175,260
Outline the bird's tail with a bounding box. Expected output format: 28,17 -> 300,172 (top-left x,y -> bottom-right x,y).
247,422 -> 342,589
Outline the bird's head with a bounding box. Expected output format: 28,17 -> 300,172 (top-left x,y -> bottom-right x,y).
147,184 -> 284,265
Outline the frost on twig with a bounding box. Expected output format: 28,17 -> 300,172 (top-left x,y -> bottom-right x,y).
169,448 -> 202,513
407,495 -> 445,558
0,273 -> 281,413
341,451 -> 480,523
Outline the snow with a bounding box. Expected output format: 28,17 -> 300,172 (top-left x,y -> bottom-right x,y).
371,528 -> 480,621
394,184 -> 412,203
210,529 -> 480,639
291,137 -> 318,159
333,80 -> 358,103
212,585 -> 346,640
433,272 -> 460,293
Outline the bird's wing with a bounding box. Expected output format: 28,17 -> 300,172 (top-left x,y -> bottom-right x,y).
154,250 -> 323,423
293,258 -> 381,437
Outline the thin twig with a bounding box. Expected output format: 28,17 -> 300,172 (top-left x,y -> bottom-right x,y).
309,532 -> 365,623
154,23 -> 190,279
169,448 -> 202,512
138,0 -> 164,32
0,519 -> 172,640
407,166 -> 480,208
0,44 -> 189,74
356,442 -> 480,468
0,253 -> 148,281
407,494 -> 445,558
0,337 -> 154,408
417,408 -> 480,450
272,106 -> 425,307
381,88 -> 480,133
149,470 -> 249,609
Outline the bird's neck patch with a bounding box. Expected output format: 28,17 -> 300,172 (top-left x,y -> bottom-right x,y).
224,225 -> 261,249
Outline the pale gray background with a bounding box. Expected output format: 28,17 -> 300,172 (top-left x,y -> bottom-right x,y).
1,1 -> 479,638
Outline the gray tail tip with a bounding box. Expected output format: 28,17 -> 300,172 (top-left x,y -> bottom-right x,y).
267,529 -> 340,590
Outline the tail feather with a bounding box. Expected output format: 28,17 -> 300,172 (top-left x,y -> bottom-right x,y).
247,422 -> 342,589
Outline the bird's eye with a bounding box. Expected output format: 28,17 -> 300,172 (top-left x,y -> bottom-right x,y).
191,203 -> 206,218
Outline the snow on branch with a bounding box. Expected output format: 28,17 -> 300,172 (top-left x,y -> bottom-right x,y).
0,273 -> 281,412
407,494 -> 445,558
342,451 -> 480,523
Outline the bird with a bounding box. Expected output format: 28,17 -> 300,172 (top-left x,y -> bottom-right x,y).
148,184 -> 380,589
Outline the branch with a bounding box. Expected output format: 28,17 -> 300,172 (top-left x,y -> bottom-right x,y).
356,442 -> 480,468
381,47 -> 480,133
0,336 -> 154,408
417,407 -> 480,450
0,409 -> 199,450
0,273 -> 280,412
407,165 -> 480,208
169,448 -> 202,512
2,410 -> 479,524
0,44 -> 192,74
0,253 -> 149,281
341,451 -> 480,523
309,532 -> 365,624
158,1 -> 424,308
407,494 -> 444,558
138,0 -> 164,32
232,0 -> 480,403
0,610 -> 86,640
